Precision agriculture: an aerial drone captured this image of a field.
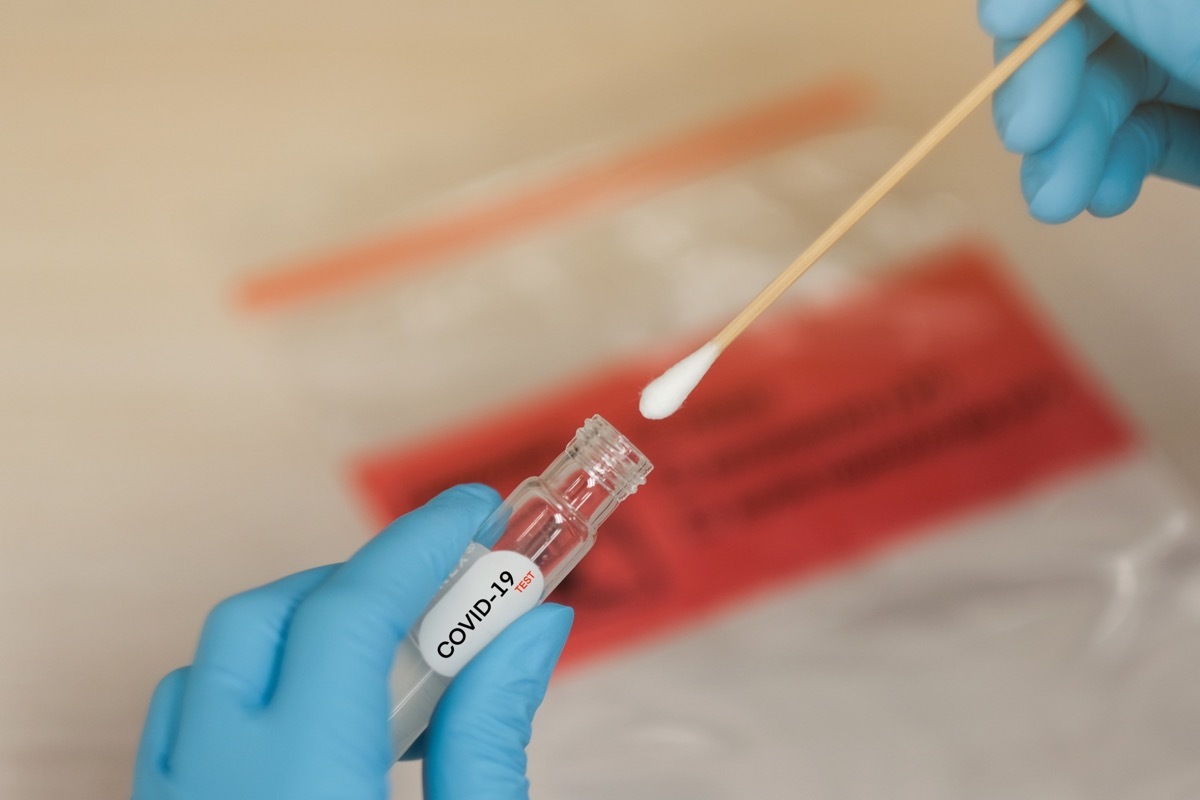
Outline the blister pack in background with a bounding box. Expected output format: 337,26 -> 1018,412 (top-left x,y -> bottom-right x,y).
233,78 -> 1200,797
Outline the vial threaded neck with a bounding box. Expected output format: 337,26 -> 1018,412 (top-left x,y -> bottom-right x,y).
566,416 -> 652,501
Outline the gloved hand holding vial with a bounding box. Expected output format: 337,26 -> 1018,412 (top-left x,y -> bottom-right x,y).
132,417 -> 650,800
981,0 -> 1200,221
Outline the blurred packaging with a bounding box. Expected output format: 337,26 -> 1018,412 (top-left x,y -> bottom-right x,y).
235,78 -> 1200,797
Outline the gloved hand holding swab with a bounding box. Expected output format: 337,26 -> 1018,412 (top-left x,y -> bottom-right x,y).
639,0 -> 1086,420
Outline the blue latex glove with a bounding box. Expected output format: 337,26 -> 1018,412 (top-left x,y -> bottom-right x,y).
132,485 -> 574,800
979,0 -> 1200,222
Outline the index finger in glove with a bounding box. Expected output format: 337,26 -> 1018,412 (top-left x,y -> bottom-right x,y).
991,11 -> 1113,153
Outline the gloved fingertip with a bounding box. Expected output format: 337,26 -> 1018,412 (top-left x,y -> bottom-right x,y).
996,93 -> 1060,155
1087,198 -> 1132,219
992,93 -> 1025,154
461,604 -> 573,691
978,0 -> 1055,39
521,603 -> 574,670
1020,154 -> 1051,204
1089,173 -> 1142,218
1028,184 -> 1081,224
536,601 -> 575,626
444,605 -> 571,724
431,483 -> 502,508
977,0 -> 1008,38
134,666 -> 190,787
1086,109 -> 1159,218
1021,149 -> 1087,223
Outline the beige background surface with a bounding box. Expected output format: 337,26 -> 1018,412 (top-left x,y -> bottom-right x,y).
3,2 -> 1200,797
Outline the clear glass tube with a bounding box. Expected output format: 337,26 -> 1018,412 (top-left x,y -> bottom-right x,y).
388,415 -> 652,760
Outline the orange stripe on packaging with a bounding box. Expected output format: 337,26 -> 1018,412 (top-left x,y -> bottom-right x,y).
236,76 -> 872,313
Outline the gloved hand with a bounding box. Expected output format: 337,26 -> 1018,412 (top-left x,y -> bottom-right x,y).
979,0 -> 1200,222
132,484 -> 574,800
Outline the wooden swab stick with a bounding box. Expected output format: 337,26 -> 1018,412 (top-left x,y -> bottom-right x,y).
713,0 -> 1083,352
640,0 -> 1086,420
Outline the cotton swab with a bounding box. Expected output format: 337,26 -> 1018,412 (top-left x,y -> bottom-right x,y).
639,0 -> 1086,420
639,342 -> 720,420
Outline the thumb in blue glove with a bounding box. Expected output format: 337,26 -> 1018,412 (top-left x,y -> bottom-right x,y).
132,484 -> 574,800
979,0 -> 1200,222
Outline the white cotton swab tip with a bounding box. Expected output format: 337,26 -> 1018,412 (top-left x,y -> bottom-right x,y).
639,342 -> 721,420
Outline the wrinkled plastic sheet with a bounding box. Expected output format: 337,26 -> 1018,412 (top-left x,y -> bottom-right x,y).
531,457 -> 1200,799
236,95 -> 1200,797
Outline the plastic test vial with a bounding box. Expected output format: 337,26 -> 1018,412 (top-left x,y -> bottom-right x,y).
388,415 -> 653,759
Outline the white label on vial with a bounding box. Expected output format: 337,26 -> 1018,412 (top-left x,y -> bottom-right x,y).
416,550 -> 545,677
